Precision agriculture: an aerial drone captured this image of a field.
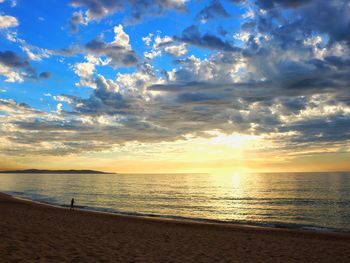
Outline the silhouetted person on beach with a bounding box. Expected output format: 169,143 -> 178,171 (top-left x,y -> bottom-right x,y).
70,198 -> 74,210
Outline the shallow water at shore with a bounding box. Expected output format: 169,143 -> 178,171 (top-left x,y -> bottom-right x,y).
0,172 -> 350,232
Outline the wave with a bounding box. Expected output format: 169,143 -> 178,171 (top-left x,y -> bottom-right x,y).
5,190 -> 350,235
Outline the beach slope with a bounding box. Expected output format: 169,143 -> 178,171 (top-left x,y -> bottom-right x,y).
1,193 -> 350,262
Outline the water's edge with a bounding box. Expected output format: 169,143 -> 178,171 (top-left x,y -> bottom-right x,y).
5,190 -> 350,235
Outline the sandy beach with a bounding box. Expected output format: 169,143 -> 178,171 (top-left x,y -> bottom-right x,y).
1,193 -> 350,262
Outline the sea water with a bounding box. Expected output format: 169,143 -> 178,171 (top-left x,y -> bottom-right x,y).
0,172 -> 350,232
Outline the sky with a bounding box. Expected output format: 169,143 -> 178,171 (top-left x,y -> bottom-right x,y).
0,0 -> 349,173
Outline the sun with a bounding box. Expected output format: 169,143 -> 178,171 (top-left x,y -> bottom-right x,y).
208,131 -> 259,149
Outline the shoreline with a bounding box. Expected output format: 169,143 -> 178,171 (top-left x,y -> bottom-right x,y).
1,192 -> 350,262
4,191 -> 349,235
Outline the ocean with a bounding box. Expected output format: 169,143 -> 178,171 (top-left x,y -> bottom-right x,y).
1,172 -> 350,232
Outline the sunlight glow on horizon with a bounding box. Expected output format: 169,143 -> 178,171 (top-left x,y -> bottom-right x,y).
2,131 -> 349,173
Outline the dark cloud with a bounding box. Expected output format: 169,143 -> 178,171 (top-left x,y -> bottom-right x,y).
176,25 -> 240,52
61,24 -> 139,68
127,0 -> 187,22
241,22 -> 256,31
70,0 -> 122,19
255,0 -> 312,10
217,26 -> 229,36
39,72 -> 51,79
85,39 -> 138,67
69,0 -> 187,30
325,56 -> 350,70
66,75 -> 130,115
254,0 -> 350,46
177,92 -> 226,103
148,82 -> 229,92
196,0 -> 230,21
0,50 -> 49,81
281,116 -> 350,144
0,51 -> 30,68
300,1 -> 350,45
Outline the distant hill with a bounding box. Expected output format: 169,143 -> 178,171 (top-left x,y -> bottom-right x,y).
0,169 -> 113,174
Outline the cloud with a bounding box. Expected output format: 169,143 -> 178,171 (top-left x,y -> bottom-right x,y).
0,50 -> 29,68
252,0 -> 350,46
1,0 -> 350,158
0,50 -> 32,82
85,39 -> 138,67
143,34 -> 188,58
70,63 -> 158,114
299,1 -> 350,45
70,0 -> 123,20
0,50 -> 50,82
0,15 -> 18,29
69,11 -> 87,32
142,33 -> 153,46
55,25 -> 138,82
144,50 -> 162,60
154,35 -> 188,56
84,25 -> 138,68
196,0 -> 230,22
5,32 -> 52,61
176,25 -> 240,52
69,0 -> 188,30
255,0 -> 312,10
39,72 -> 51,79
177,92 -> 226,103
72,75 -> 130,115
20,43 -> 51,61
74,56 -> 98,88
0,63 -> 23,82
164,43 -> 188,56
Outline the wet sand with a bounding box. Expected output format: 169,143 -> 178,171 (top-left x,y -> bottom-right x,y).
1,192 -> 350,262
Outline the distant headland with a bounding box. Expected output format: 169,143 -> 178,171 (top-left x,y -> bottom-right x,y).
0,169 -> 113,174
